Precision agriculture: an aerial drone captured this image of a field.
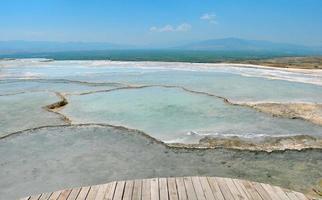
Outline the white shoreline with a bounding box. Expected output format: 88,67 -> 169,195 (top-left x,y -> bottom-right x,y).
1,58 -> 322,72
1,59 -> 322,86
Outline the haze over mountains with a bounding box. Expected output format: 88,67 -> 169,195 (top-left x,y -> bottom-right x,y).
0,41 -> 133,54
0,38 -> 321,55
176,38 -> 322,53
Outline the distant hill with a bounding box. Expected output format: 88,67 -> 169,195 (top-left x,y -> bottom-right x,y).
0,38 -> 321,55
175,38 -> 322,54
0,41 -> 134,54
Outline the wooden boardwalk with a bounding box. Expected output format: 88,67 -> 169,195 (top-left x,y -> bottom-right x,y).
20,176 -> 313,200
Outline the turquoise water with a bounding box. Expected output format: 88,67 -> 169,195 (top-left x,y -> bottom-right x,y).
0,79 -> 124,95
0,50 -> 300,61
2,60 -> 322,103
62,87 -> 322,143
88,70 -> 322,103
1,59 -> 322,140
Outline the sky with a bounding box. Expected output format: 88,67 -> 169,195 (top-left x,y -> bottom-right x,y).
0,0 -> 322,46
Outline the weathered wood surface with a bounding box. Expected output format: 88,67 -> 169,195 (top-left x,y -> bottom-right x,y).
20,176 -> 314,200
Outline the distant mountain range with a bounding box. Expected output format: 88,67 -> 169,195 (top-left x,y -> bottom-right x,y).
0,38 -> 321,55
174,38 -> 322,54
0,41 -> 133,54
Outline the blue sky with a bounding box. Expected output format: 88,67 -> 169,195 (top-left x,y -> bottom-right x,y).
0,0 -> 322,46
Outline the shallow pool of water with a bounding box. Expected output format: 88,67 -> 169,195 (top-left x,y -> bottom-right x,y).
62,87 -> 322,143
1,60 -> 322,141
0,92 -> 64,136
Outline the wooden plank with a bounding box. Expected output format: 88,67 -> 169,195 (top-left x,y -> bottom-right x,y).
20,176 -> 312,200
207,177 -> 225,200
293,192 -> 309,200
285,191 -> 301,200
241,180 -> 263,200
29,194 -> 42,200
175,178 -> 187,200
168,178 -> 179,200
232,179 -> 253,200
113,181 -> 125,200
93,184 -> 108,200
198,177 -> 216,200
20,197 -> 31,200
183,177 -> 197,200
159,178 -> 169,200
261,183 -> 282,200
224,178 -> 247,200
76,186 -> 90,200
104,181 -> 117,200
49,190 -> 63,200
67,188 -> 81,200
39,193 -> 53,200
57,189 -> 72,200
151,178 -> 160,200
191,177 -> 206,200
132,179 -> 142,200
251,182 -> 272,200
272,186 -> 291,200
123,180 -> 134,200
87,185 -> 100,200
215,177 -> 235,200
142,179 -> 151,200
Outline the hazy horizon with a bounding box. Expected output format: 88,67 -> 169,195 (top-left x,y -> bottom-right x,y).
0,36 -> 321,48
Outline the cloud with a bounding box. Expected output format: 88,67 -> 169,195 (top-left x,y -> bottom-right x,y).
200,13 -> 217,24
150,25 -> 174,32
150,23 -> 191,32
176,23 -> 192,31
